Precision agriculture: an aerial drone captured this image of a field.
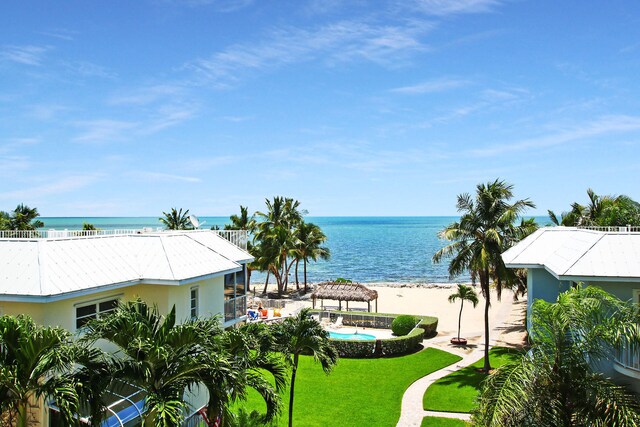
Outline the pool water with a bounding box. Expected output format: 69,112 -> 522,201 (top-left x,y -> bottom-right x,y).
329,331 -> 376,341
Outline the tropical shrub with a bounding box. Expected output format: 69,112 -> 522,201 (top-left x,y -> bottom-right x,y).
392,315 -> 418,336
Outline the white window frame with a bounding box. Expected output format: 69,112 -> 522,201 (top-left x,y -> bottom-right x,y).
190,286 -> 199,319
74,294 -> 121,331
633,289 -> 640,305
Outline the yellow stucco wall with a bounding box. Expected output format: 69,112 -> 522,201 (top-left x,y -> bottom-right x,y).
2,276 -> 225,332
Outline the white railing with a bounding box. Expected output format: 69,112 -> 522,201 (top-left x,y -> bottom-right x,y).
0,229 -> 153,239
577,225 -> 640,233
615,346 -> 640,373
214,230 -> 248,250
0,228 -> 248,250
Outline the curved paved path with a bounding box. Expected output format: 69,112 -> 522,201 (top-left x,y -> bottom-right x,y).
396,296 -> 521,426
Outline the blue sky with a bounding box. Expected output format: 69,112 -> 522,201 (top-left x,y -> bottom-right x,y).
1,0 -> 639,217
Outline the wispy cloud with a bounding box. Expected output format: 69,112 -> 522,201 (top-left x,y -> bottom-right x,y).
0,138 -> 39,155
0,175 -> 99,201
411,0 -> 502,16
390,77 -> 471,94
62,60 -> 117,79
469,115 -> 640,157
163,0 -> 253,12
39,29 -> 77,41
73,120 -> 139,143
186,19 -> 433,87
0,45 -> 50,66
132,171 -> 202,183
109,84 -> 187,105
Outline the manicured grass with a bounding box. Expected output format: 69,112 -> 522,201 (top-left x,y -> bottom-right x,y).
238,347 -> 461,427
421,416 -> 470,426
423,347 -> 522,413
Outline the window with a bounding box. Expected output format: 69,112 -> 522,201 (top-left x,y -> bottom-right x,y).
236,265 -> 246,296
75,297 -> 119,329
634,289 -> 640,305
224,272 -> 236,300
190,287 -> 199,319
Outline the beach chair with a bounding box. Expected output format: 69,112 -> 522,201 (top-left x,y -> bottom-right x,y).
329,316 -> 343,329
247,310 -> 259,322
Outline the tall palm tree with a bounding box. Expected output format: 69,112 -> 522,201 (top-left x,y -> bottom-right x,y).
9,204 -> 44,230
273,308 -> 338,427
474,286 -> 640,426
159,208 -> 191,230
225,205 -> 258,291
0,315 -> 78,427
294,221 -> 330,293
448,284 -> 479,342
549,188 -> 640,227
433,179 -> 535,373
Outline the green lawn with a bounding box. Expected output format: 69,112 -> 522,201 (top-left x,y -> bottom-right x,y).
423,347 -> 522,413
421,416 -> 470,427
238,347 -> 461,427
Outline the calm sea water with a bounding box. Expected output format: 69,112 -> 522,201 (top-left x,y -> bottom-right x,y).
38,216 -> 547,284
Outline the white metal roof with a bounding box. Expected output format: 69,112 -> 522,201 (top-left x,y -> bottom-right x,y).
502,227 -> 640,281
0,230 -> 253,301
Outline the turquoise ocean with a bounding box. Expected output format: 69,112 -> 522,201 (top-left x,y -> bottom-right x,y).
39,216 -> 548,284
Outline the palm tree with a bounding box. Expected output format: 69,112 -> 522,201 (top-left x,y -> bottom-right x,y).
448,284 -> 479,343
8,204 -> 44,230
294,221 -> 330,293
255,197 -> 305,296
199,323 -> 286,425
474,286 -> 640,426
0,315 -> 78,427
225,205 -> 258,290
84,300 -> 285,427
72,346 -> 119,426
433,179 -> 535,373
273,308 -> 338,427
549,188 -> 640,227
159,208 -> 191,230
83,300 -> 204,426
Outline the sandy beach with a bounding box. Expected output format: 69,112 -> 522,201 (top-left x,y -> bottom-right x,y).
261,282 -> 528,350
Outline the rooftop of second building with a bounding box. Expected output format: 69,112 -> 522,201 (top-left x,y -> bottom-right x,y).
502,226 -> 640,281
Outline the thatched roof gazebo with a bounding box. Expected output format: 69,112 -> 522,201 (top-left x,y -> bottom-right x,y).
311,281 -> 379,312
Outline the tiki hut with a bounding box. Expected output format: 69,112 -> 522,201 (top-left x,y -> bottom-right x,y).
311,281 -> 379,312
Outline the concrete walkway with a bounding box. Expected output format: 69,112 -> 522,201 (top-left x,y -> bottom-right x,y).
396,296 -> 523,426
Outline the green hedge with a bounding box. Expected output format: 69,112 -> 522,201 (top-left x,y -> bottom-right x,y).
329,339 -> 377,358
380,327 -> 424,356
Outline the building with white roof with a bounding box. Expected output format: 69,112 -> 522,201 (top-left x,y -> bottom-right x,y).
0,228 -> 252,426
502,226 -> 640,391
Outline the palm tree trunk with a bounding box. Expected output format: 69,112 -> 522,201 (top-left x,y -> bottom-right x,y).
295,259 -> 300,290
457,300 -> 464,341
262,271 -> 270,295
288,353 -> 299,427
482,275 -> 491,374
17,402 -> 28,427
247,267 -> 252,293
303,258 -> 308,293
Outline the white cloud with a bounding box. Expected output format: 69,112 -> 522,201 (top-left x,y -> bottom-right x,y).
469,115 -> 640,157
186,19 -> 433,87
73,120 -> 139,143
133,171 -> 202,183
391,77 -> 471,94
109,84 -> 187,105
0,175 -> 99,201
411,0 -> 502,16
0,45 -> 50,66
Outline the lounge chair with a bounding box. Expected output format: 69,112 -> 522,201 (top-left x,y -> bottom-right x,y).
247,310 -> 259,322
329,316 -> 343,329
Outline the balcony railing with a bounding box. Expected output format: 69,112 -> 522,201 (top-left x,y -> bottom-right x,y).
0,229 -> 248,250
224,295 -> 247,323
576,225 -> 640,233
615,346 -> 640,375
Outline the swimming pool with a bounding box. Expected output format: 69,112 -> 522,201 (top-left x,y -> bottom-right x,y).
328,331 -> 376,341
